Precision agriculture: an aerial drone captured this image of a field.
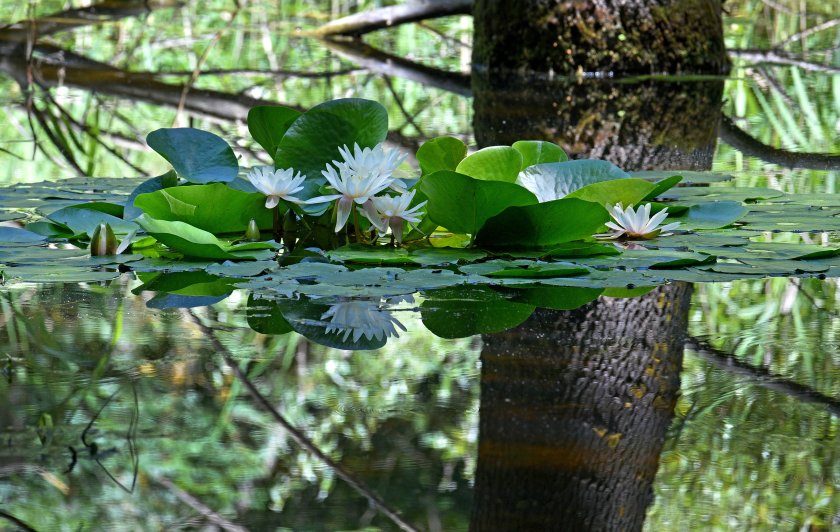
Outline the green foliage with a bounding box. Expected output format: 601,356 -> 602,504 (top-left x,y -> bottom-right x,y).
455,145 -> 523,182
135,215 -> 277,260
416,136 -> 467,175
512,140 -> 569,168
146,128 -> 239,184
247,105 -> 302,156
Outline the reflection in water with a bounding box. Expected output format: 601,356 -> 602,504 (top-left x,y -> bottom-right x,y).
321,298 -> 408,343
473,283 -> 693,530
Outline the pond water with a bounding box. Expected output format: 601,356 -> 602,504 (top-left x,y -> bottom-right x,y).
1,1 -> 839,531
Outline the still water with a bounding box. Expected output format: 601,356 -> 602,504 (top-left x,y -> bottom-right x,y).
1,1 -> 839,530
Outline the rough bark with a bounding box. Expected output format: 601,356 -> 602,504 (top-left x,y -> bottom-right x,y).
472,283 -> 694,531
473,0 -> 729,75
473,76 -> 725,170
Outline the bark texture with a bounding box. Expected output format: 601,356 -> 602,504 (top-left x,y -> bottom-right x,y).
473,0 -> 729,75
471,283 -> 694,531
473,77 -> 725,170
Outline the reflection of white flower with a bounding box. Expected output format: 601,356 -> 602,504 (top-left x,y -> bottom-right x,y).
338,143 -> 407,193
372,190 -> 427,244
247,166 -> 306,208
321,300 -> 406,342
596,203 -> 681,240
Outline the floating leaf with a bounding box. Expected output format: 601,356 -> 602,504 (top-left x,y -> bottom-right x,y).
136,215 -> 278,260
643,175 -> 683,201
146,128 -> 238,184
566,178 -> 657,208
247,295 -> 294,335
475,198 -> 609,248
416,136 -> 467,175
247,105 -> 302,156
419,171 -> 537,236
0,227 -> 47,244
678,201 -> 747,230
134,183 -> 274,234
630,170 -> 733,184
516,160 -> 629,201
420,286 -> 535,339
512,140 -> 568,169
274,98 -> 389,187
47,204 -> 138,236
455,146 -> 523,182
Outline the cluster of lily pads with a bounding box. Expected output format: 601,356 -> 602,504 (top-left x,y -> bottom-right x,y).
1,98 -> 839,348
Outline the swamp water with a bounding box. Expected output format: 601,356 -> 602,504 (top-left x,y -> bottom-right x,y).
0,1 -> 839,530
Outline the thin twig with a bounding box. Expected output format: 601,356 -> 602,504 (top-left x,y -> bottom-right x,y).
0,510 -> 37,532
728,48 -> 840,74
183,310 -> 419,532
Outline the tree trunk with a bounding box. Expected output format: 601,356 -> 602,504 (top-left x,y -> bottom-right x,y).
471,283 -> 694,531
473,77 -> 725,170
472,0 -> 729,75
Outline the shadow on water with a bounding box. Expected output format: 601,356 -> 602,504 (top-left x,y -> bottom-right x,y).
1,1 -> 840,531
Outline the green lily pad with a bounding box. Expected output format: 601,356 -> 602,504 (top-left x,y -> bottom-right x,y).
136,215 -> 278,260
420,286 -> 535,339
134,183 -> 274,234
455,146 -> 523,182
512,140 -> 568,169
516,160 -> 629,201
416,136 -> 467,175
475,198 -> 609,248
247,105 -> 302,156
419,171 -> 537,236
147,128 -> 238,184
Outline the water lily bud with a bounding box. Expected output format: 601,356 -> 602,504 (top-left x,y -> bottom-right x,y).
90,223 -> 118,256
244,219 -> 261,241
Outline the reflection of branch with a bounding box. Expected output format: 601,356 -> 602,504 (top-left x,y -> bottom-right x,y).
307,0 -> 472,37
322,38 -> 472,96
0,510 -> 37,532
153,477 -> 249,532
685,337 -> 840,418
718,115 -> 840,170
151,67 -> 366,78
779,18 -> 840,47
728,48 -> 840,74
184,310 -> 419,532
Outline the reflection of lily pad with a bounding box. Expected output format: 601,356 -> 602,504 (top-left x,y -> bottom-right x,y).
420,286 -> 535,339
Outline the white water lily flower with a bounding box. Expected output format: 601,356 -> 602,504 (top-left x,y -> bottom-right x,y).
596,202 -> 681,240
338,142 -> 407,192
321,300 -> 407,343
309,162 -> 391,232
372,190 -> 427,243
247,166 -> 306,208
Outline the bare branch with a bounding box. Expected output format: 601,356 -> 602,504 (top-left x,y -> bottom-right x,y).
322,38 -> 472,96
0,510 -> 37,532
718,115 -> 840,171
685,337 -> 840,418
728,48 -> 840,74
307,0 -> 473,37
779,18 -> 840,48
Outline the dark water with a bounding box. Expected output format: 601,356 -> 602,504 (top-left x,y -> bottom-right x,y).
1,1 -> 839,531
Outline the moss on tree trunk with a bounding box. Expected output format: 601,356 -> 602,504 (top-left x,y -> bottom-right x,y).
473,0 -> 729,75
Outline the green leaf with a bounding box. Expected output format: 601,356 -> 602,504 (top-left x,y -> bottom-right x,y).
416,136 -> 467,175
124,170 -> 178,220
420,286 -> 535,339
643,175 -> 683,201
512,140 -> 568,169
455,146 -> 523,182
274,98 -> 389,190
0,227 -> 47,244
501,285 -> 603,309
516,160 -> 629,201
419,171 -> 537,236
326,244 -> 486,266
659,186 -> 784,202
146,128 -> 238,184
47,203 -> 138,236
135,215 -> 278,260
484,262 -> 590,278
247,105 -> 302,156
475,198 -> 609,248
629,170 -> 733,184
134,183 -> 274,234
274,296 -> 389,350
679,201 -> 748,229
132,271 -> 238,296
566,178 -> 657,208
247,295 -> 294,335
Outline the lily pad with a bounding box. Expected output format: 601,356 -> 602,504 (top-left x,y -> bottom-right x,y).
516,160 -> 629,202
416,136 -> 467,175
455,146 -> 523,183
247,105 -> 302,156
136,215 -> 278,260
512,140 -> 568,169
420,286 -> 535,339
147,128 -> 238,184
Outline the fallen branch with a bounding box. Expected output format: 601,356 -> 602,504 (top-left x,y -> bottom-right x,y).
321,38 -> 472,96
728,48 -> 840,74
307,0 -> 473,37
685,337 -> 840,418
718,115 -> 840,171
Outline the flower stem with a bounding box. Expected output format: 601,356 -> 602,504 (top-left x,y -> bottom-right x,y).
353,204 -> 363,243
273,206 -> 283,242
